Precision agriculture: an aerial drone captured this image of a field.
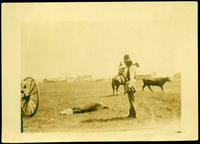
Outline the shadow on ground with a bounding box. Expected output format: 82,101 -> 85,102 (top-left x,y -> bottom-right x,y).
100,94 -> 122,97
82,116 -> 136,123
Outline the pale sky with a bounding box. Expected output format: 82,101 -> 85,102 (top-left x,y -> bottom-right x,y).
20,2 -> 197,79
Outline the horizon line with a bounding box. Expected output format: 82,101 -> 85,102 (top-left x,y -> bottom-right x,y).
21,71 -> 181,80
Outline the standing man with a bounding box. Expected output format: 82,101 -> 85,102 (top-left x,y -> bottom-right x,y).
123,54 -> 139,118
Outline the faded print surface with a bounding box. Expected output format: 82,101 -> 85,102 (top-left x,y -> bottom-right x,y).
2,2 -> 198,142
20,3 -> 187,133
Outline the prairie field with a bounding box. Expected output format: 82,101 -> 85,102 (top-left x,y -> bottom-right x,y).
22,77 -> 181,133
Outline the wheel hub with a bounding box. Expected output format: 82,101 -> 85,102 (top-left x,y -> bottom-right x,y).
22,94 -> 30,102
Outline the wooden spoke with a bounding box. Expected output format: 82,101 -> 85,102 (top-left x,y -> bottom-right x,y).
30,93 -> 37,100
30,91 -> 38,96
21,97 -> 25,104
27,101 -> 32,115
30,99 -> 36,108
30,94 -> 38,104
30,89 -> 38,96
29,99 -> 36,113
21,93 -> 24,99
22,101 -> 27,109
29,84 -> 36,95
29,79 -> 33,92
26,102 -> 30,115
25,101 -> 29,113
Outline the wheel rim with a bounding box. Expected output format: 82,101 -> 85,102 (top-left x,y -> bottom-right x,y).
21,77 -> 39,117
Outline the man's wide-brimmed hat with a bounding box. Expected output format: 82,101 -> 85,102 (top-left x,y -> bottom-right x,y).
124,54 -> 132,62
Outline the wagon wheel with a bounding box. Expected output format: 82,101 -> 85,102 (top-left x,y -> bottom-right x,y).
21,77 -> 39,117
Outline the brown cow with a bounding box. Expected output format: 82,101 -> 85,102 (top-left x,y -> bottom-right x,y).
142,77 -> 171,92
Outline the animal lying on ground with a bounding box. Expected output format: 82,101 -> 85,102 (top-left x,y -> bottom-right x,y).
142,77 -> 171,92
60,102 -> 109,115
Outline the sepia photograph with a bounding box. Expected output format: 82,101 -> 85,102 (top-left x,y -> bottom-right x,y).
2,2 -> 198,142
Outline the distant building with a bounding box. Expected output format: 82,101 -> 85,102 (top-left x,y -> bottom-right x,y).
173,72 -> 181,79
96,78 -> 105,82
136,74 -> 151,80
151,72 -> 157,78
76,75 -> 93,81
56,77 -> 67,82
43,78 -> 56,83
64,76 -> 74,82
66,77 -> 76,82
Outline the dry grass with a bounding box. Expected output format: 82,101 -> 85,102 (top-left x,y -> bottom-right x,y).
23,77 -> 181,133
